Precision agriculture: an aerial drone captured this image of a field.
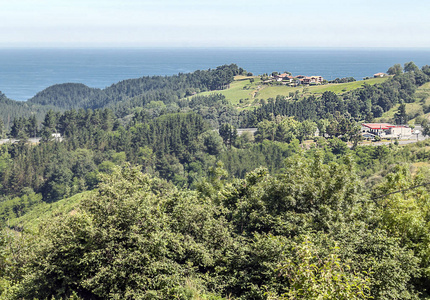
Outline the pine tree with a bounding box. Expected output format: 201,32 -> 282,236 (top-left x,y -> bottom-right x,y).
28,115 -> 38,138
219,123 -> 237,148
0,118 -> 4,138
394,104 -> 407,125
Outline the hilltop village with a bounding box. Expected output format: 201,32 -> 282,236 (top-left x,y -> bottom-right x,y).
262,72 -> 325,86
262,71 -> 389,87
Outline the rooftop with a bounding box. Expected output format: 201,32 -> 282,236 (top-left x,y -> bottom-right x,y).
362,123 -> 409,130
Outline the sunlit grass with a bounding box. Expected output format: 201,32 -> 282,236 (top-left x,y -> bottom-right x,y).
9,191 -> 93,233
192,76 -> 389,110
379,81 -> 430,124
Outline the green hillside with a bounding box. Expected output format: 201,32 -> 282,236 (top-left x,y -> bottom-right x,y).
26,64 -> 242,111
376,81 -> 430,124
8,191 -> 92,233
195,76 -> 389,109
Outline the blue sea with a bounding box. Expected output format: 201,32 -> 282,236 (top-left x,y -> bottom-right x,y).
0,48 -> 429,101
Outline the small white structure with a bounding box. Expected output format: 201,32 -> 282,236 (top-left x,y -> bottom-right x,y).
236,128 -> 257,136
374,72 -> 387,78
51,133 -> 62,141
387,126 -> 412,137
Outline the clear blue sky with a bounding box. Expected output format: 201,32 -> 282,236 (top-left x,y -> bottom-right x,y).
0,0 -> 429,48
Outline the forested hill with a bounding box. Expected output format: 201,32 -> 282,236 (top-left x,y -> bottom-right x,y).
27,64 -> 242,110
27,83 -> 105,109
0,92 -> 52,131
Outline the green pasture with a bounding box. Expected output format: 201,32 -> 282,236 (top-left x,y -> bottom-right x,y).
416,82 -> 430,104
417,82 -> 430,91
197,76 -> 260,105
256,85 -> 300,99
308,77 -> 389,94
377,103 -> 423,124
255,78 -> 388,99
193,76 -> 389,110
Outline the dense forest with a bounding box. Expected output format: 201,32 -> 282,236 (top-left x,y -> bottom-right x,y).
27,64 -> 242,110
1,62 -> 430,299
0,92 -> 54,133
0,64 -> 242,132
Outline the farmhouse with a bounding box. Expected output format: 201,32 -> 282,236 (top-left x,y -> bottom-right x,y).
306,76 -> 323,84
295,75 -> 324,85
274,73 -> 294,82
361,123 -> 411,138
272,73 -> 324,85
374,72 -> 387,78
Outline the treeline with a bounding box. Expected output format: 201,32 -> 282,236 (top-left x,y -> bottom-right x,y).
3,62 -> 429,137
329,76 -> 356,83
6,92 -> 243,143
0,92 -> 52,133
1,64 -> 242,134
0,112 -> 207,202
1,106 -> 428,219
27,64 -> 242,110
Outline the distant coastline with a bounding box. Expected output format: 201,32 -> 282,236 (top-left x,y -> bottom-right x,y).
1,47 -> 429,101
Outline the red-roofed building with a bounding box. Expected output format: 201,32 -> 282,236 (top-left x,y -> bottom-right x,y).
374,72 -> 387,78
275,73 -> 294,82
362,123 -> 392,131
361,123 -> 411,137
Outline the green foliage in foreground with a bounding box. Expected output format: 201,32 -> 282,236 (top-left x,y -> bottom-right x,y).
1,152 -> 429,299
271,240 -> 372,300
8,167 -> 234,299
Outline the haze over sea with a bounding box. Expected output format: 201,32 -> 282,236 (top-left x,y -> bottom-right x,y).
1,48 -> 429,101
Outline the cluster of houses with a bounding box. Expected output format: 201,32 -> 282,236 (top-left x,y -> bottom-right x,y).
361,123 -> 412,139
265,71 -> 387,86
266,73 -> 324,86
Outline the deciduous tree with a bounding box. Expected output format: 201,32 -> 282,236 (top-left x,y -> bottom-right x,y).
387,64 -> 403,76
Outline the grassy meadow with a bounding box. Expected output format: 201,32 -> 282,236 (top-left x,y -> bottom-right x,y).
194,75 -> 390,110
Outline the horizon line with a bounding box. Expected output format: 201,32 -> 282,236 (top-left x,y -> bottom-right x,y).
1,46 -> 430,51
